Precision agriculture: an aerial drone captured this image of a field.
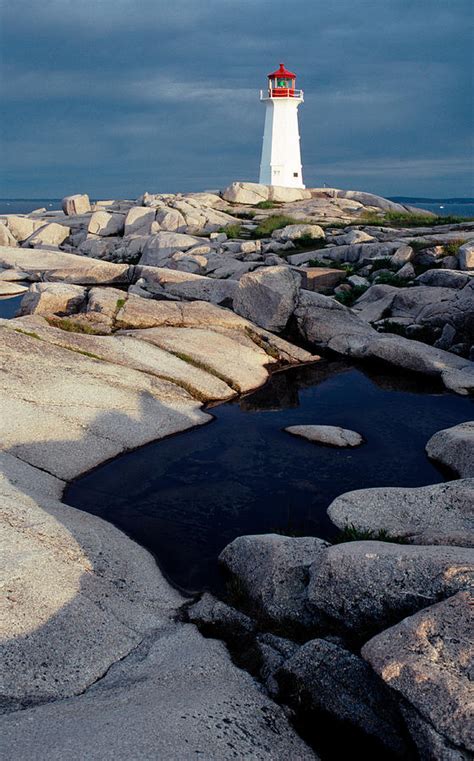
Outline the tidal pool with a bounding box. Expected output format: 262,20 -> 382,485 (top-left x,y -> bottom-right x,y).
65,360 -> 473,594
0,294 -> 23,319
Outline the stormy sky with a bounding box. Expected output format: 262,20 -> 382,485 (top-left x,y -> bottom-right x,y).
1,0 -> 473,198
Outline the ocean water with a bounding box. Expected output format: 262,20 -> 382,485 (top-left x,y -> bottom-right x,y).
0,198 -> 473,217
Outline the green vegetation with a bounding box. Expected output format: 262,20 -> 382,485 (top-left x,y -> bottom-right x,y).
253,214 -> 301,238
334,284 -> 368,306
172,350 -> 238,392
14,328 -> 41,340
46,317 -> 103,335
244,326 -> 280,359
360,211 -> 474,228
370,257 -> 394,272
232,210 -> 256,220
409,239 -> 430,253
115,298 -> 126,311
373,272 -> 410,287
291,233 -> 326,251
68,348 -> 103,360
255,200 -> 278,209
218,223 -> 243,239
334,523 -> 408,544
443,239 -> 465,257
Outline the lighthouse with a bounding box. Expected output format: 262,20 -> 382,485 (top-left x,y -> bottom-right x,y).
259,63 -> 304,188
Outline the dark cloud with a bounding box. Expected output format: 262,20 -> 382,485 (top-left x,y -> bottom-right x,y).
1,0 -> 472,197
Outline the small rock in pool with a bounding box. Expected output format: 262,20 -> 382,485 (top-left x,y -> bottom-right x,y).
285,424 -> 364,448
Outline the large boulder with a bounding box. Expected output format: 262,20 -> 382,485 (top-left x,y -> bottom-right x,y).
222,182 -> 311,205
425,422 -> 474,478
2,215 -> 45,243
272,224 -> 325,242
87,211 -> 125,237
0,223 -> 17,247
19,283 -> 87,316
327,479 -> 474,547
0,246 -> 130,285
458,240 -> 474,270
362,592 -> 473,760
135,265 -> 237,305
123,206 -> 156,236
333,229 -> 375,246
155,207 -> 186,232
415,269 -> 472,289
62,194 -> 91,216
222,182 -> 270,205
295,290 -> 474,395
219,534 -> 328,629
233,265 -> 300,332
307,541 -> 474,637
139,232 -> 205,266
22,222 -> 70,248
277,639 -> 410,756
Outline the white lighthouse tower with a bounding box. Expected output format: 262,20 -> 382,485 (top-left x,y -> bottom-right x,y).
259,63 -> 304,188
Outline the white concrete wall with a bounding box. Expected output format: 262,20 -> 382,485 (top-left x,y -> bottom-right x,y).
259,97 -> 304,188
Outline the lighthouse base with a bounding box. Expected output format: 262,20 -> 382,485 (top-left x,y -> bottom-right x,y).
259,97 -> 304,189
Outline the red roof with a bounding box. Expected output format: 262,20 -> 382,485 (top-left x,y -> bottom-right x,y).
268,63 -> 296,79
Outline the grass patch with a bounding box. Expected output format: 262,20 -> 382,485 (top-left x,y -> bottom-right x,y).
370,257 -> 394,272
244,326 -> 280,359
14,328 -> 41,340
232,210 -> 256,220
253,214 -> 301,238
116,298 -> 126,311
291,234 -> 326,251
68,348 -> 103,360
360,211 -> 474,228
334,524 -> 408,544
373,272 -> 410,287
443,239 -> 465,257
334,284 -> 368,306
46,317 -> 104,335
409,239 -> 431,253
218,223 -> 242,238
255,200 -> 279,209
172,350 -> 239,392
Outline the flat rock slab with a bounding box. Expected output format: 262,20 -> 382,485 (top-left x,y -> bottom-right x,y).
0,326 -> 209,480
0,624 -> 316,760
0,282 -> 28,295
128,326 -> 274,394
327,479 -> 474,546
2,316 -> 236,403
0,245 -> 130,284
285,424 -> 363,447
425,422 -> 474,478
362,592 -> 473,759
0,450 -> 183,709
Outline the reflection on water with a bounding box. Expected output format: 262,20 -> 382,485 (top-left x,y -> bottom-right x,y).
65,361 -> 473,593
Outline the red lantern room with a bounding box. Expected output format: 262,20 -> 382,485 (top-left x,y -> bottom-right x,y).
267,63 -> 296,97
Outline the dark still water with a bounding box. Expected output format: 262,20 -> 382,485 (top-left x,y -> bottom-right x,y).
65,361 -> 473,594
0,294 -> 23,319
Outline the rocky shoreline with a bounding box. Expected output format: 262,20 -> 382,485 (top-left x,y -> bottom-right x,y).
0,183 -> 473,759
